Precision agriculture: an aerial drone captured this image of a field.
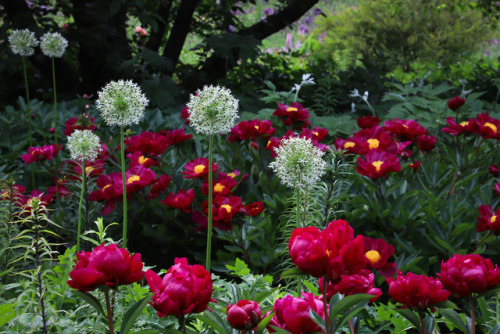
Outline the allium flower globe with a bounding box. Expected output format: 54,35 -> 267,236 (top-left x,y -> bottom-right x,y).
9,29 -> 38,56
97,80 -> 149,127
67,130 -> 102,161
186,85 -> 239,135
269,137 -> 326,189
40,32 -> 68,57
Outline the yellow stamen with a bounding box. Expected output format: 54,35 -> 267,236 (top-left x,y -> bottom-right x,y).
254,125 -> 260,130
194,164 -> 206,174
491,215 -> 497,223
227,172 -> 236,178
138,155 -> 149,165
102,184 -> 111,191
365,250 -> 381,264
220,204 -> 232,213
313,132 -> 319,137
127,175 -> 140,184
85,166 -> 94,174
214,183 -> 225,193
372,161 -> 384,172
484,122 -> 497,133
367,138 -> 380,150
344,142 -> 355,149
460,121 -> 469,127
286,107 -> 298,112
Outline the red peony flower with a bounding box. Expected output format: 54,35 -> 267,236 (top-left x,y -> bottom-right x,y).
88,173 -> 123,215
273,102 -> 310,127
387,271 -> 450,311
201,173 -> 238,196
71,159 -> 106,179
352,126 -> 398,154
127,151 -> 160,168
227,300 -> 262,331
212,195 -> 245,227
495,182 -> 500,196
441,117 -> 474,136
0,184 -> 25,203
356,149 -> 401,179
363,236 -> 397,277
415,134 -> 436,152
21,144 -> 62,164
476,204 -> 500,234
125,131 -> 170,155
228,119 -> 276,143
439,253 -> 500,298
410,161 -> 421,172
357,115 -> 381,129
266,293 -> 324,334
299,127 -> 329,144
334,137 -> 363,154
245,201 -> 265,216
182,158 -> 219,179
67,244 -> 145,292
384,118 -> 428,141
489,165 -> 499,177
160,189 -> 196,213
160,128 -> 193,146
447,96 -> 466,111
146,258 -> 213,318
146,174 -> 171,200
64,114 -> 97,136
288,226 -> 329,277
319,269 -> 382,302
181,107 -> 190,125
471,113 -> 500,139
125,165 -> 156,194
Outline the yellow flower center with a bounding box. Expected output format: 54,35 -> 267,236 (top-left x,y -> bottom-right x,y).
286,107 -> 298,112
313,131 -> 319,137
344,142 -> 355,149
85,166 -> 94,174
220,204 -> 232,213
1,191 -> 8,198
138,155 -> 149,165
403,125 -> 409,129
254,125 -> 260,130
460,121 -> 469,127
367,138 -> 380,149
214,183 -> 225,193
491,215 -> 497,223
365,250 -> 381,264
127,175 -> 140,184
372,161 -> 384,172
31,150 -> 36,155
484,122 -> 497,133
194,164 -> 206,174
227,172 -> 237,178
103,184 -> 111,191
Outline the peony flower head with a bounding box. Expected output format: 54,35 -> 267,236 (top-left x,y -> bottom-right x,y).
227,300 -> 262,331
67,129 -> 102,161
269,137 -> 326,189
9,29 -> 38,56
40,32 -> 68,57
447,96 -> 466,111
97,80 -> 149,127
186,85 -> 239,135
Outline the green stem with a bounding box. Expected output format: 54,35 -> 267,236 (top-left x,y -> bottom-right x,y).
206,134 -> 214,271
419,311 -> 425,334
104,289 -> 115,334
120,127 -> 128,248
52,57 -> 58,145
179,315 -> 187,334
469,296 -> 476,334
76,159 -> 86,252
323,275 -> 331,334
296,186 -> 302,295
22,56 -> 35,188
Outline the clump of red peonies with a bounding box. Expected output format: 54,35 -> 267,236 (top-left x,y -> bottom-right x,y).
21,144 -> 62,164
64,114 -> 97,136
67,244 -> 145,292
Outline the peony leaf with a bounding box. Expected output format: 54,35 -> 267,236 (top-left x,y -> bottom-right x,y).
120,294 -> 152,334
255,312 -> 275,334
72,290 -> 105,316
279,267 -> 307,280
438,309 -> 468,334
394,308 -> 421,333
329,293 -> 373,320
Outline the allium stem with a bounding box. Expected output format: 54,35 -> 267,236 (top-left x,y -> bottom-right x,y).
323,275 -> 331,334
34,216 -> 48,334
22,56 -> 35,188
120,127 -> 128,248
206,134 -> 214,271
469,296 -> 476,334
296,186 -> 302,295
51,57 -> 58,145
76,159 -> 86,252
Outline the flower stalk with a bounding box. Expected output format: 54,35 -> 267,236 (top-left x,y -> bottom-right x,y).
76,159 -> 86,252
206,134 -> 214,271
22,56 -> 35,187
120,126 -> 128,248
323,275 -> 331,334
104,289 -> 115,334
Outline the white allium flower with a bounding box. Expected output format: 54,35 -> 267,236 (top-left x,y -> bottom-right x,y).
96,80 -> 149,127
8,29 -> 38,56
269,137 -> 326,189
186,85 -> 239,135
67,129 -> 102,161
40,32 -> 68,58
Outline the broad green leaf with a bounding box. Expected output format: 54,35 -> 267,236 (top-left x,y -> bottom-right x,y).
279,267 -> 307,280
330,293 -> 373,320
255,312 -> 275,334
194,314 -> 227,334
120,295 -> 152,334
438,309 -> 468,333
72,290 -> 105,316
395,308 -> 421,332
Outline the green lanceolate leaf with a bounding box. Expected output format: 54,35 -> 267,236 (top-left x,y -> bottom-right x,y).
120,294 -> 152,334
72,290 -> 105,316
329,293 -> 373,320
279,267 -> 307,280
255,312 -> 275,334
438,309 -> 469,334
394,308 -> 421,332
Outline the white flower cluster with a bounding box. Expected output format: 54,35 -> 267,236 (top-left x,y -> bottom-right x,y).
8,29 -> 38,57
186,85 -> 239,135
67,129 -> 102,161
40,32 -> 68,58
269,137 -> 326,189
96,80 -> 149,127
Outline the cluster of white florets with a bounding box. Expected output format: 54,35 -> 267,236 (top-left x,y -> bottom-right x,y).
67,129 -> 102,162
8,29 -> 38,57
40,32 -> 68,58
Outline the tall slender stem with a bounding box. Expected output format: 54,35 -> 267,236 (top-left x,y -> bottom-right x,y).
323,275 -> 331,334
179,315 -> 187,334
22,56 -> 35,188
104,289 -> 115,334
296,186 -> 302,295
120,127 -> 128,248
34,216 -> 48,334
418,311 -> 425,334
469,296 -> 476,334
76,159 -> 86,252
51,57 -> 58,145
206,134 -> 214,271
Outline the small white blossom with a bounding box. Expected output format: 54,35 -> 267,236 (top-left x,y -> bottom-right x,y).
186,85 -> 239,135
301,73 -> 315,86
67,130 -> 102,161
269,137 -> 326,189
96,80 -> 149,127
9,29 -> 38,56
40,32 -> 68,58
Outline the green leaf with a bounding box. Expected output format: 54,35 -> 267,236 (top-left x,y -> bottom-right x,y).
330,293 -> 373,320
226,258 -> 250,277
395,308 -> 421,332
194,314 -> 227,334
268,326 -> 292,334
120,295 -> 152,334
279,267 -> 307,280
490,325 -> 500,334
336,300 -> 369,330
72,290 -> 105,316
0,303 -> 15,327
255,312 -> 275,334
132,330 -> 162,334
438,309 -> 468,334
309,309 -> 326,332
423,314 -> 436,334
